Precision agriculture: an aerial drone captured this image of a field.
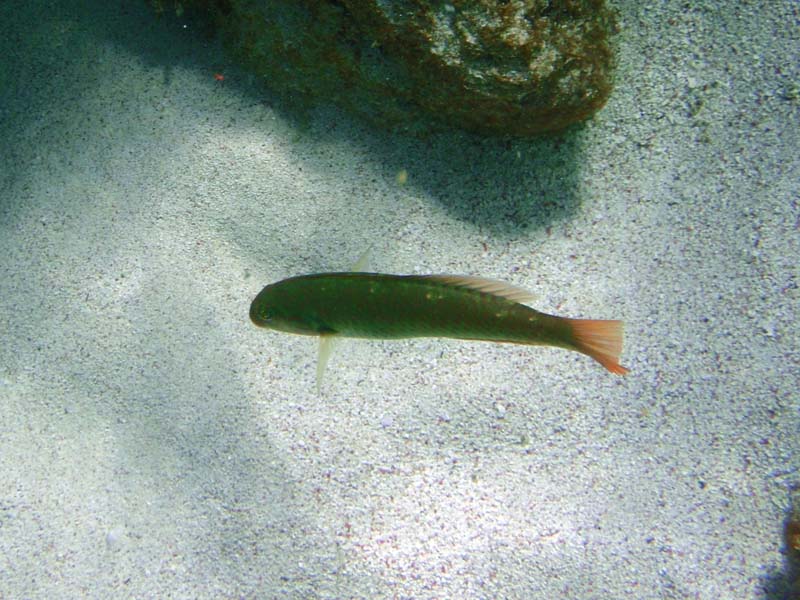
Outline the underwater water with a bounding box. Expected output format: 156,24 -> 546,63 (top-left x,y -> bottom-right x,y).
1,1 -> 798,598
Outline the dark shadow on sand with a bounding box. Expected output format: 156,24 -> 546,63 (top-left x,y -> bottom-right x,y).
21,0 -> 594,237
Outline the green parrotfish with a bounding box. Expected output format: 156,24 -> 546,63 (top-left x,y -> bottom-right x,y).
250,259 -> 628,386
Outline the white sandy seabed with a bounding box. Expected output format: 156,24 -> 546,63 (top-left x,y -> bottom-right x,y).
0,1 -> 798,598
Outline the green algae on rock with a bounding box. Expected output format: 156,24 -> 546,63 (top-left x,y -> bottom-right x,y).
154,0 -> 617,136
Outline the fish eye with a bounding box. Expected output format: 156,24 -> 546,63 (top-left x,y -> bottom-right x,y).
262,308 -> 275,321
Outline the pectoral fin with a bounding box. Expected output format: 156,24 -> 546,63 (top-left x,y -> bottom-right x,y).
316,246 -> 372,391
316,334 -> 338,392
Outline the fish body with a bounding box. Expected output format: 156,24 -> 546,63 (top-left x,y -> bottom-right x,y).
250,272 -> 628,375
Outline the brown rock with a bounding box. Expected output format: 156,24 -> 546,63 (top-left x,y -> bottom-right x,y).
155,0 -> 617,136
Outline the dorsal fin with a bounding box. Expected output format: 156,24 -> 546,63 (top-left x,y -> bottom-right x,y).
351,246 -> 373,271
418,275 -> 537,304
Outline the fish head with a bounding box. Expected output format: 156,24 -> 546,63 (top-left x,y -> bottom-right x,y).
250,280 -> 329,336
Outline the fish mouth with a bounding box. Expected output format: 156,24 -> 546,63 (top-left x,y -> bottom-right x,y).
249,298 -> 264,326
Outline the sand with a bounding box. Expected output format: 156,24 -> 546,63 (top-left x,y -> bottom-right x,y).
1,1 -> 798,598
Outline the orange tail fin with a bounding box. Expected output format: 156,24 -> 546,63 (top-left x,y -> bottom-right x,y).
566,318 -> 629,375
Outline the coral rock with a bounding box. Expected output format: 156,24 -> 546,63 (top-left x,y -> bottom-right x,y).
159,0 -> 617,136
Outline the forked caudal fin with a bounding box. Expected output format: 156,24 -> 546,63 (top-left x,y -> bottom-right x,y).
566,318 -> 629,375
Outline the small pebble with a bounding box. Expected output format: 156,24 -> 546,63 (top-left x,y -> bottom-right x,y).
106,528 -> 123,550
495,402 -> 506,418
